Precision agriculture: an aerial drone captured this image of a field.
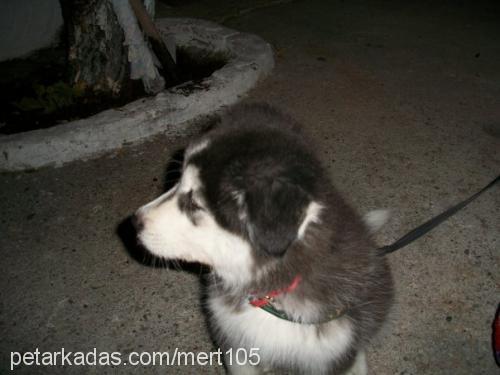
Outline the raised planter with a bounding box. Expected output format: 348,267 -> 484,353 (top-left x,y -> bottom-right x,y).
0,18 -> 274,171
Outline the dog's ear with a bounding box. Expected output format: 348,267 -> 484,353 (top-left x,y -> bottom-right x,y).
244,179 -> 308,256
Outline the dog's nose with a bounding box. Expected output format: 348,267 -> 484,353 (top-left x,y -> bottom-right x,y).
131,213 -> 144,233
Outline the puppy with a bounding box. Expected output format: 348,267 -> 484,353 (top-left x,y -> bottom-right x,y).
134,103 -> 393,374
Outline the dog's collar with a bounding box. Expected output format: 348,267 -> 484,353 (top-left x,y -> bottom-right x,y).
249,275 -> 302,308
248,275 -> 346,324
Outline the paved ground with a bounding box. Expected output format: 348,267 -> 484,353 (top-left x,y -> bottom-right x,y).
1,0 -> 499,374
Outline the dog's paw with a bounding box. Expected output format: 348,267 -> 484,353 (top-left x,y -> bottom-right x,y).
363,209 -> 390,234
343,351 -> 368,375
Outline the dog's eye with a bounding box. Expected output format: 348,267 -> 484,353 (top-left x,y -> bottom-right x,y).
178,191 -> 204,215
187,191 -> 203,212
190,195 -> 202,211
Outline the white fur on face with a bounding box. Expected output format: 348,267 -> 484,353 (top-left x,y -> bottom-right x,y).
178,164 -> 203,193
136,165 -> 254,286
184,139 -> 210,161
297,201 -> 324,240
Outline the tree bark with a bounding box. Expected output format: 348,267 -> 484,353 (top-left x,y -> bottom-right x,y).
128,0 -> 179,86
60,0 -> 128,95
110,0 -> 166,94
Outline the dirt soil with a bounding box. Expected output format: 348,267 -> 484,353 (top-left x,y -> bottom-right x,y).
0,47 -> 226,134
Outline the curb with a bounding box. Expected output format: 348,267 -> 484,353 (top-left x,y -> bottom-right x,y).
0,18 -> 274,171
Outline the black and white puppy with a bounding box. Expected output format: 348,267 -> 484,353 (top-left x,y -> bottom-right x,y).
134,103 -> 393,375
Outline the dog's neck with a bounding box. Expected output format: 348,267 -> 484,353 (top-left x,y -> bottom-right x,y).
248,275 -> 302,307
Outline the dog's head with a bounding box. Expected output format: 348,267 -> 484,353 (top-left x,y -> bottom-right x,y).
134,112 -> 325,286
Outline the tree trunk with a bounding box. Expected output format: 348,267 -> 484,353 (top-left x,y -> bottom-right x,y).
110,0 -> 166,94
60,0 -> 170,96
60,0 -> 128,95
128,0 -> 179,86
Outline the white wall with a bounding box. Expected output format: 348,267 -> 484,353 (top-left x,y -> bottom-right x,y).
0,0 -> 63,61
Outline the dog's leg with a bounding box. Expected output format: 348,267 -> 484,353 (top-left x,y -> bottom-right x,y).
224,350 -> 261,375
226,362 -> 261,375
342,351 -> 367,375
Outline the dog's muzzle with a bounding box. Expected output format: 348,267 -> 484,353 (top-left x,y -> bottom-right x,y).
131,213 -> 144,232
131,213 -> 145,246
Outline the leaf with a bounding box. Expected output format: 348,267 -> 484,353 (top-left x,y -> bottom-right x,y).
14,97 -> 44,112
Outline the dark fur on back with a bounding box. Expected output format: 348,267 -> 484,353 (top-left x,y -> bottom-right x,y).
190,103 -> 393,373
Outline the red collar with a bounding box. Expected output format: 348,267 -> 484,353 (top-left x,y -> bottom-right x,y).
249,275 -> 302,308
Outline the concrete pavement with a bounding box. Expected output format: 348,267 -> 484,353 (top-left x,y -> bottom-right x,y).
1,1 -> 499,373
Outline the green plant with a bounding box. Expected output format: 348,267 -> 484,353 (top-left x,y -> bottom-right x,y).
14,81 -> 84,114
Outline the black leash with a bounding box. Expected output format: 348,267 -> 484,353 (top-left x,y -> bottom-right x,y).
379,174 -> 499,255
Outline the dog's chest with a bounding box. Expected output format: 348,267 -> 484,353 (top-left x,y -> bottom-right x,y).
207,293 -> 354,370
